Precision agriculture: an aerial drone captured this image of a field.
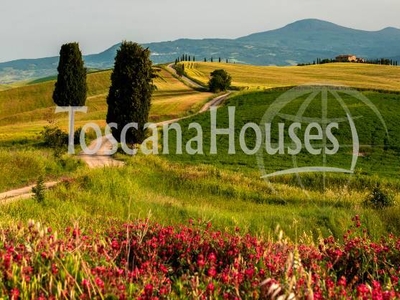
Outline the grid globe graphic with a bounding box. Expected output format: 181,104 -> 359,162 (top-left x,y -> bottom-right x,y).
256,84 -> 388,193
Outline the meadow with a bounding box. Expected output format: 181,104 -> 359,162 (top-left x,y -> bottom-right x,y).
2,86 -> 400,238
1,63 -> 400,298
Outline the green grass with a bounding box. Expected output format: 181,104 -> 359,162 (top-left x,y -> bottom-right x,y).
2,87 -> 400,241
162,88 -> 400,179
183,62 -> 400,91
0,149 -> 82,193
1,65 -> 400,243
0,155 -> 392,241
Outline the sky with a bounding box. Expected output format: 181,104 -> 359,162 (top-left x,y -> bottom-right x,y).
0,0 -> 399,63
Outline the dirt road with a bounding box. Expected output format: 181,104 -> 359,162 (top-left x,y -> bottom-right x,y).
0,181 -> 59,204
166,63 -> 205,89
78,134 -> 124,168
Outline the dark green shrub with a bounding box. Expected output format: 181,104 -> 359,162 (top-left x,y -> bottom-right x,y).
41,126 -> 68,148
32,176 -> 45,203
363,184 -> 395,209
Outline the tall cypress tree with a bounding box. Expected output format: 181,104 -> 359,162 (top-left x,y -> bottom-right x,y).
106,41 -> 156,144
53,43 -> 87,106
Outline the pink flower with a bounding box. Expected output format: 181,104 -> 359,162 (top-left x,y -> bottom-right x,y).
144,284 -> 153,295
95,277 -> 104,289
207,282 -> 215,292
208,267 -> 217,278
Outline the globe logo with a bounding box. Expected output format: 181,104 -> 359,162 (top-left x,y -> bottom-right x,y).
256,84 -> 388,191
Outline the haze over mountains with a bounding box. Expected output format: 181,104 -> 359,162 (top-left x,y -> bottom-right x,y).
1,19 -> 400,84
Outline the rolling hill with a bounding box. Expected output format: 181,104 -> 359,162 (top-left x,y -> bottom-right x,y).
2,19 -> 400,83
0,67 -> 213,145
182,62 -> 400,91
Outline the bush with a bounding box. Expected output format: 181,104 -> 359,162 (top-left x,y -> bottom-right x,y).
40,126 -> 68,149
363,183 -> 395,209
32,176 -> 45,203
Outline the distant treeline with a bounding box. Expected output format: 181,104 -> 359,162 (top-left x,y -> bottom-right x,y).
175,54 -> 231,64
298,58 -> 398,66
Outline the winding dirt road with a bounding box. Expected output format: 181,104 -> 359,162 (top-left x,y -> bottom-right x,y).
166,63 -> 205,90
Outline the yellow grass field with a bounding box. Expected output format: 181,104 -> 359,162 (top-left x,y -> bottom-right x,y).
0,68 -> 213,143
183,62 -> 400,91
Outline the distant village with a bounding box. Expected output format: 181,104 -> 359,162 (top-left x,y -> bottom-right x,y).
298,54 -> 398,66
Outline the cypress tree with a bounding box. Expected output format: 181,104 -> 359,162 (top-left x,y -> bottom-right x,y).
211,57 -> 214,63
106,41 -> 156,144
53,42 -> 87,106
193,56 -> 196,62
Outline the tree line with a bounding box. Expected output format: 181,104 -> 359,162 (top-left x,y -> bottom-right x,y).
298,57 -> 398,66
175,54 -> 230,64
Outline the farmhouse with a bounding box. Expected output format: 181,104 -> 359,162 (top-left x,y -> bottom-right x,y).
336,54 -> 357,62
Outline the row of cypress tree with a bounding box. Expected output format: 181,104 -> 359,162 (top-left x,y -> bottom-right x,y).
53,41 -> 155,145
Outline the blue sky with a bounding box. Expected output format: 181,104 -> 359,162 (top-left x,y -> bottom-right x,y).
1,0 -> 399,62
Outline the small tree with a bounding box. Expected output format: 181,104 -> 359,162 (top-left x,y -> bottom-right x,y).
106,41 -> 156,144
32,176 -> 46,203
208,69 -> 231,93
53,43 -> 87,106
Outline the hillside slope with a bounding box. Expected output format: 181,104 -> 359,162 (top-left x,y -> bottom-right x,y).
0,68 -> 213,144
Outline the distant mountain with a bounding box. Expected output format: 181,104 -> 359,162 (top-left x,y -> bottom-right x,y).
1,19 -> 400,84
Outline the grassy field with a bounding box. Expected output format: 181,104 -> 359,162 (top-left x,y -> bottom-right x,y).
161,88 -> 400,178
1,65 -> 400,235
0,154 -> 392,240
1,87 -> 400,239
0,67 -> 213,192
182,62 -> 400,91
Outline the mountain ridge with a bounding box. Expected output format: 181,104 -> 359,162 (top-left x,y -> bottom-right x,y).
1,18 -> 400,84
